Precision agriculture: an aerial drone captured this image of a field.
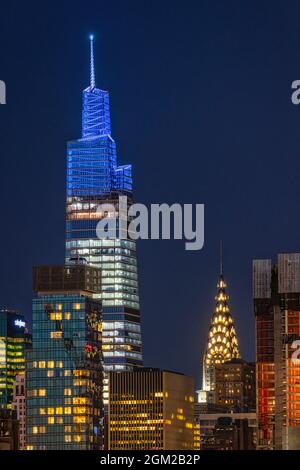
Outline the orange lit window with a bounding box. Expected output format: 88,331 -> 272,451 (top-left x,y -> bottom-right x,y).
50,331 -> 62,339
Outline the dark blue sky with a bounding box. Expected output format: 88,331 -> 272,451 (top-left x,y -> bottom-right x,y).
1,1 -> 300,387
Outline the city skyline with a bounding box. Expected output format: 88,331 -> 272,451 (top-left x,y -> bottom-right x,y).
2,1 -> 300,389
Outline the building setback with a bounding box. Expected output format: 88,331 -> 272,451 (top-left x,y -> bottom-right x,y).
202,256 -> 240,399
253,253 -> 300,450
65,36 -> 142,376
108,368 -> 194,450
25,263 -> 103,450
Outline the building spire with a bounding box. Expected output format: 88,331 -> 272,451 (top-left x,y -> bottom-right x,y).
220,240 -> 223,277
89,34 -> 95,89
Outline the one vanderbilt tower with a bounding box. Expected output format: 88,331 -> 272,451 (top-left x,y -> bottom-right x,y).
65,36 -> 143,373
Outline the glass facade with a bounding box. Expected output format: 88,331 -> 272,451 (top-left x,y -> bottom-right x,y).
26,293 -> 103,450
0,310 -> 26,409
65,37 -> 142,372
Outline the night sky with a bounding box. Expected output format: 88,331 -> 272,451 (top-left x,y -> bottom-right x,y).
1,1 -> 300,387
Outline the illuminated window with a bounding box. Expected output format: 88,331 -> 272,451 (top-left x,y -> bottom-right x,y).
50,331 -> 62,339
48,417 -> 55,424
56,407 -> 63,415
56,361 -> 63,368
73,435 -> 82,443
38,389 -> 46,397
64,388 -> 72,396
74,303 -> 81,310
47,361 -> 54,368
48,407 -> 54,415
39,408 -> 46,415
154,392 -> 163,397
32,427 -> 38,434
39,426 -> 46,433
73,397 -> 88,405
73,406 -> 86,414
57,304 -> 62,311
65,435 -> 72,443
47,370 -> 54,377
50,313 -> 62,320
64,312 -> 71,320
73,416 -> 86,424
64,370 -> 71,377
64,407 -> 72,414
65,425 -> 72,432
56,417 -> 63,424
38,361 -> 46,369
27,445 -> 33,450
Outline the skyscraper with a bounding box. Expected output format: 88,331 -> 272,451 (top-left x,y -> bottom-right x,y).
65,36 -> 142,373
108,368 -> 194,450
26,263 -> 103,450
202,253 -> 240,397
253,253 -> 300,450
0,310 -> 26,409
214,359 -> 256,412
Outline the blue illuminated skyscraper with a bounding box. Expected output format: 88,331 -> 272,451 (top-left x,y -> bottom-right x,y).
65,36 -> 143,376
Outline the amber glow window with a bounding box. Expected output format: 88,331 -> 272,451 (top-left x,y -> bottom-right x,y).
64,388 -> 72,396
73,416 -> 86,423
39,408 -> 46,415
64,312 -> 71,320
65,425 -> 72,432
56,361 -> 63,368
38,361 -> 46,368
73,397 -> 88,405
64,407 -> 72,414
50,313 -> 62,320
38,389 -> 46,397
65,435 -> 72,443
50,331 -> 62,339
74,303 -> 81,310
47,361 -> 54,368
32,427 -> 38,434
48,417 -> 55,424
73,406 -> 86,414
47,370 -> 54,377
56,407 -> 63,415
48,407 -> 54,415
